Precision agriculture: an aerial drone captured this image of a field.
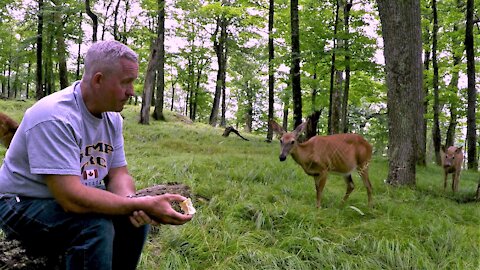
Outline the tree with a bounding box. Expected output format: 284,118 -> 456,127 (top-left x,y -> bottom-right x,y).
377,0 -> 423,186
431,0 -> 441,165
209,2 -> 229,127
266,0 -> 275,142
153,0 -> 166,121
35,0 -> 44,100
85,0 -> 98,42
465,0 -> 477,170
290,0 -> 302,128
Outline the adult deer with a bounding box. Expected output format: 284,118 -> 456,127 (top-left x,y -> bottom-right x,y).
271,120 -> 373,208
0,112 -> 18,148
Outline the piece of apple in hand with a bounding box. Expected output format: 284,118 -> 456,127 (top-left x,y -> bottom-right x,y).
180,198 -> 196,215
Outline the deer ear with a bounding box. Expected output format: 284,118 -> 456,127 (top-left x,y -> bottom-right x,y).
456,146 -> 463,153
270,120 -> 284,136
293,122 -> 307,136
440,145 -> 446,153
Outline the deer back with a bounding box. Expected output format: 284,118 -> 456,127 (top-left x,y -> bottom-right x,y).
292,133 -> 372,175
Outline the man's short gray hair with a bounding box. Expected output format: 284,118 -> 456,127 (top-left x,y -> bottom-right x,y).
83,40 -> 138,79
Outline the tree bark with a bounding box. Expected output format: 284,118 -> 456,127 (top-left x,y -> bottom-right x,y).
290,0 -> 302,128
377,0 -> 423,186
139,39 -> 160,125
209,15 -> 228,127
53,0 -> 69,90
341,0 -> 353,133
266,0 -> 275,142
328,1 -> 340,134
465,0 -> 477,170
431,0 -> 442,166
85,0 -> 98,42
153,0 -> 166,121
35,0 -> 44,100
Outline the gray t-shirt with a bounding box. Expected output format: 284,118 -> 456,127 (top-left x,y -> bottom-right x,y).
0,81 -> 127,198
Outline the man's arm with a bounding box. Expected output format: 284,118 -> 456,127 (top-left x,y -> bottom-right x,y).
45,174 -> 193,225
105,166 -> 136,197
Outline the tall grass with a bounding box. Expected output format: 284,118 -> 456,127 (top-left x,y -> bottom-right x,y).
1,101 -> 479,269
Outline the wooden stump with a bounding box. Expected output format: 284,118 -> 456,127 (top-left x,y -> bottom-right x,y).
0,183 -> 194,269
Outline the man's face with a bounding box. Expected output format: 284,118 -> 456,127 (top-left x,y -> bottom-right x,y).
100,58 -> 138,112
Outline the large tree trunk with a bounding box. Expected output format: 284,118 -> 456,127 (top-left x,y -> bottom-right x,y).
76,11 -> 83,81
377,0 -> 423,186
209,15 -> 228,127
53,0 -> 69,89
220,45 -> 228,127
341,0 -> 352,133
35,0 -> 44,100
153,0 -> 166,121
139,39 -> 160,125
328,1 -> 340,134
85,0 -> 98,42
290,0 -> 302,128
465,0 -> 477,170
431,0 -> 442,166
266,0 -> 275,142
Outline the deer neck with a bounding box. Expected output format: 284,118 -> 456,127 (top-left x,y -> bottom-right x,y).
290,141 -> 313,165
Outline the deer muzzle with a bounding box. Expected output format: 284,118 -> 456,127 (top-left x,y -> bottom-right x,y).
279,155 -> 287,161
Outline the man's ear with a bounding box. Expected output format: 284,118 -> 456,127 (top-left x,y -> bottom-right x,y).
91,72 -> 103,89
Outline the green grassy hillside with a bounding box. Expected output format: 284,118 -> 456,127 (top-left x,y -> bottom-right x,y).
1,101 -> 479,269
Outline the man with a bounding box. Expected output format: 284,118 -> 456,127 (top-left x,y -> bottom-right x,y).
0,40 -> 193,269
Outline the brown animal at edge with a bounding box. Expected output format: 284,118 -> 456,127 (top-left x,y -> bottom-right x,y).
271,120 -> 373,208
440,145 -> 464,193
0,112 -> 19,148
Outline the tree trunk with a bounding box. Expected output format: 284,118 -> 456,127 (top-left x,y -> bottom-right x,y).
341,0 -> 352,133
431,0 -> 442,166
153,0 -> 166,121
35,0 -> 44,100
290,0 -> 302,128
209,15 -> 228,127
377,0 -> 422,186
76,11 -> 83,81
53,0 -> 69,89
220,45 -> 228,127
266,0 -> 275,142
328,1 -> 340,134
139,39 -> 160,125
465,0 -> 477,170
85,0 -> 98,42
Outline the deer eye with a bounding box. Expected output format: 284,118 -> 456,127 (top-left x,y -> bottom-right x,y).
291,141 -> 295,145
280,139 -> 283,144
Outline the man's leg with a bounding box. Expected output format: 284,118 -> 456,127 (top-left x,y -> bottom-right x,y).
112,216 -> 149,270
0,197 -> 114,270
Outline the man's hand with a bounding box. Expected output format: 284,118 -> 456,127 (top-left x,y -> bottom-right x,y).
129,210 -> 159,227
131,193 -> 193,226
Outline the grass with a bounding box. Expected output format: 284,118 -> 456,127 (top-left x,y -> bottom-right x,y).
1,100 -> 479,270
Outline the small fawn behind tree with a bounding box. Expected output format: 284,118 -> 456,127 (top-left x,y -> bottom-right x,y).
440,145 -> 464,193
0,112 -> 18,148
271,120 -> 373,208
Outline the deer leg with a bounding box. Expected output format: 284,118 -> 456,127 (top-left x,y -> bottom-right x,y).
342,174 -> 355,204
314,174 -> 328,208
443,173 -> 448,190
358,164 -> 373,207
453,172 -> 460,193
451,174 -> 456,193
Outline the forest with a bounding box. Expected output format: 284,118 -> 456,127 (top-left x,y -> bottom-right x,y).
0,0 -> 478,184
0,1 -> 479,268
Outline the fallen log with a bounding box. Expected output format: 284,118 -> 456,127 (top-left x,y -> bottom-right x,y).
222,126 -> 249,141
0,183 -> 195,269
